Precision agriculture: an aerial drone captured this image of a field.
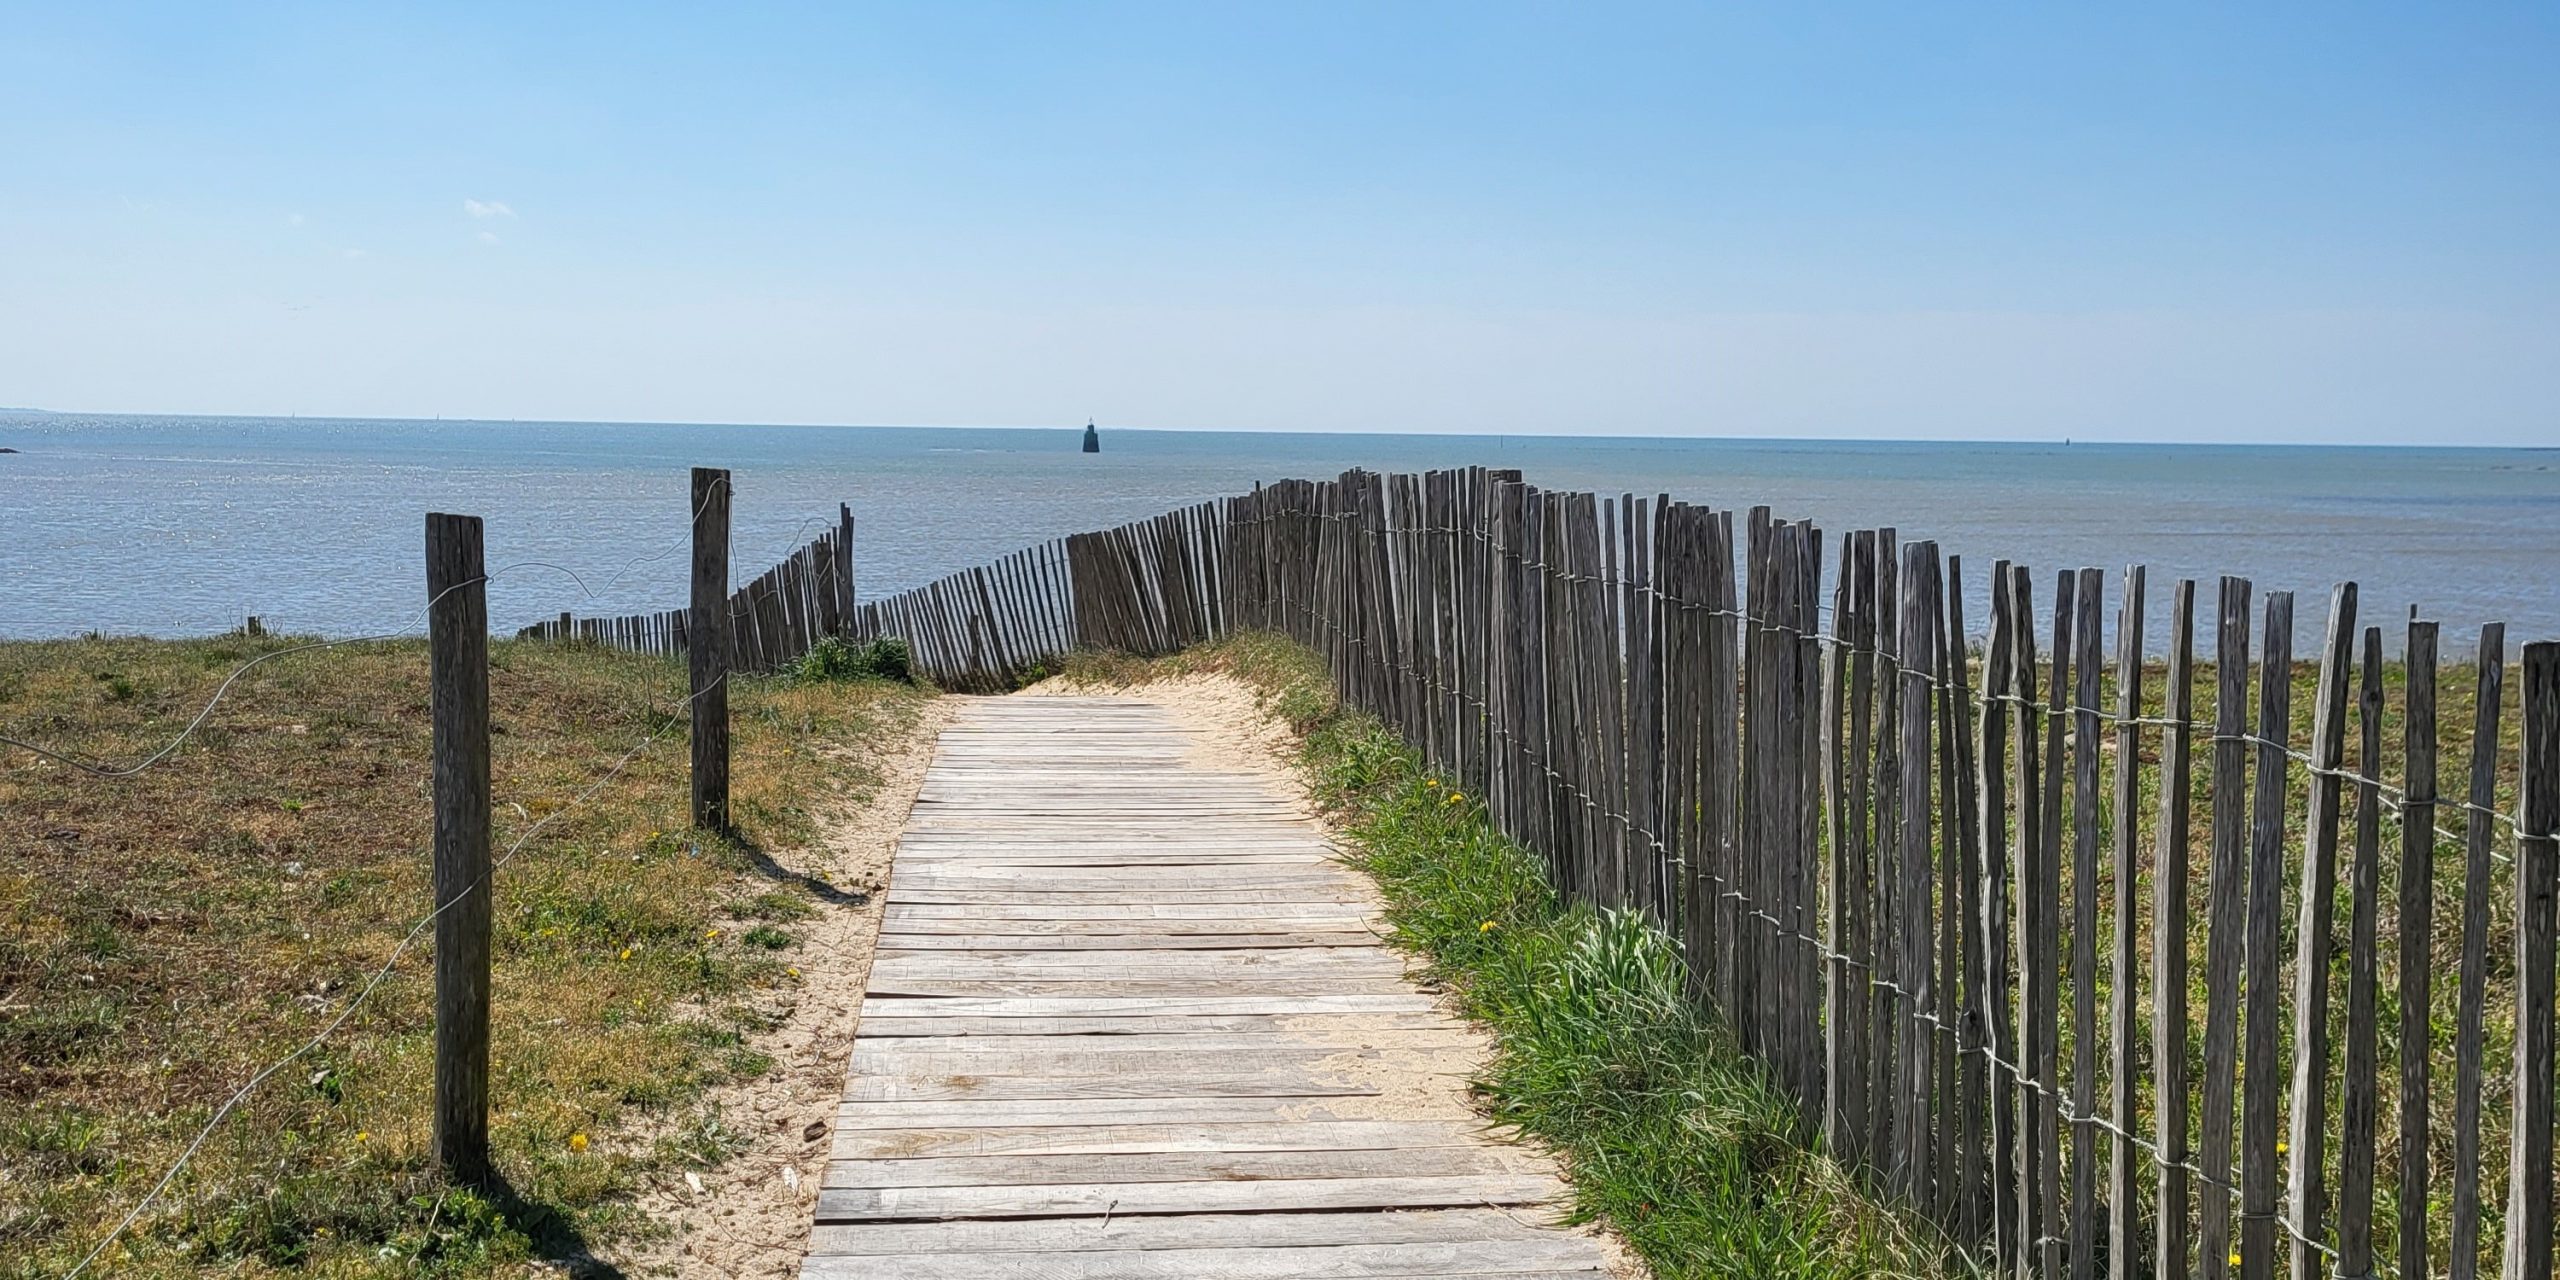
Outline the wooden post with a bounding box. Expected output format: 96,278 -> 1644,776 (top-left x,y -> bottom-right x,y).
425,511 -> 491,1184
690,468 -> 732,832
2287,584 -> 2357,1280
2199,575 -> 2254,1280
838,502 -> 857,631
2454,626 -> 2507,1280
2336,626 -> 2384,1280
2155,579 -> 2199,1280
2106,565 -> 2145,1280
2241,590 -> 2295,1280
2398,619 -> 2441,1280
2507,641 -> 2559,1280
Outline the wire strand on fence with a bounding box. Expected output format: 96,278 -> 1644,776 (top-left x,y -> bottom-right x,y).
59,670 -> 727,1280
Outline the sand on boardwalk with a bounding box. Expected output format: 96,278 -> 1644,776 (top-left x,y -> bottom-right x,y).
615,672 -> 1642,1278
1025,672 -> 1650,1279
611,695 -> 961,1280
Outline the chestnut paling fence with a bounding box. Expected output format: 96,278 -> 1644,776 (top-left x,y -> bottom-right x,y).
519,502 -> 856,673
573,464 -> 2556,1280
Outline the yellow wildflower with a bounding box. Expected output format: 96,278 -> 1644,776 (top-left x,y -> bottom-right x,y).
705,928 -> 721,940
1479,920 -> 1499,933
354,1131 -> 369,1143
787,966 -> 802,977
619,947 -> 632,961
569,1132 -> 589,1153
1425,778 -> 1441,789
1445,791 -> 1464,805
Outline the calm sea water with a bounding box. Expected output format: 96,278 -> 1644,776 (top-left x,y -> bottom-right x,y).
3,414 -> 2555,652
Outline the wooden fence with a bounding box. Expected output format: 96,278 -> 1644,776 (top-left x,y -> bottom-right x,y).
588,464 -> 2557,1279
838,501 -> 1228,691
518,504 -> 855,673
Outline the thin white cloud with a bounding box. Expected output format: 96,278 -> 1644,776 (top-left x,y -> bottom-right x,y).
477,230 -> 500,244
463,198 -> 515,219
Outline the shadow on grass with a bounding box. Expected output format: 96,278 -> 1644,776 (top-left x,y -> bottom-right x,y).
474,1170 -> 627,1280
710,825 -> 871,909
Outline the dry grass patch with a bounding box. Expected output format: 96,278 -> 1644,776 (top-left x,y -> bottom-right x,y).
1,632 -> 931,1278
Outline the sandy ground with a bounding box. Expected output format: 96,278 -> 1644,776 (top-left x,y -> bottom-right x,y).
611,693 -> 961,1280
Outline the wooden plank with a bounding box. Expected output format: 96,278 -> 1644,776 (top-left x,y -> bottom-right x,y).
799,1241 -> 1611,1278
887,903 -> 1371,922
850,1048 -> 1452,1077
806,1207 -> 1562,1255
830,1120 -> 1498,1161
864,977 -> 1423,999
861,995 -> 1440,1017
879,933 -> 1382,951
813,1174 -> 1571,1222
838,1095 -> 1449,1129
854,1013 -> 1461,1038
858,1031 -> 1478,1054
821,1145 -> 1551,1189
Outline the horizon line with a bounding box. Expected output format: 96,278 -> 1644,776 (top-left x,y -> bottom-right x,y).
4,406 -> 2555,452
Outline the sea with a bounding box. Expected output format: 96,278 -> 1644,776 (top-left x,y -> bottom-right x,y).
3,414 -> 2556,653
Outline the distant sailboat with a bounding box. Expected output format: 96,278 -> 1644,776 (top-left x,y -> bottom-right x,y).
1082,420 -> 1101,453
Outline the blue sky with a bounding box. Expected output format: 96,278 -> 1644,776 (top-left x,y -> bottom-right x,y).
2,3 -> 2554,442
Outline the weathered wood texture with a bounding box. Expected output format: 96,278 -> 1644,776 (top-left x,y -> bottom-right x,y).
425,511 -> 491,1183
808,697 -> 1615,1278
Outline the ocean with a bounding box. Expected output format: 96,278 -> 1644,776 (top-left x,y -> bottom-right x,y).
3,414 -> 2555,652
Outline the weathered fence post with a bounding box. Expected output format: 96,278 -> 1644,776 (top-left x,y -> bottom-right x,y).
690,468 -> 731,831
425,511 -> 491,1184
2508,641 -> 2559,1280
838,502 -> 857,630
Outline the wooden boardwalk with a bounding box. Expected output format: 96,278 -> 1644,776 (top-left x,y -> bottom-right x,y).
804,695 -> 1617,1279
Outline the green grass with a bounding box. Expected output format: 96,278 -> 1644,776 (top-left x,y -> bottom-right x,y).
1,632 -> 933,1279
1063,634 -> 1962,1279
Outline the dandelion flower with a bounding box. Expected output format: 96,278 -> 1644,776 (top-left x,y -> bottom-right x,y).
354,1131 -> 369,1143
1479,921 -> 1498,933
705,929 -> 721,940
1425,778 -> 1441,789
619,947 -> 632,961
569,1132 -> 589,1153
1444,792 -> 1464,805
787,966 -> 802,977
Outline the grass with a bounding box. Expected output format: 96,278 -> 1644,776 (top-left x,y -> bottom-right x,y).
1061,634 -> 1964,1279
1,631 -> 932,1279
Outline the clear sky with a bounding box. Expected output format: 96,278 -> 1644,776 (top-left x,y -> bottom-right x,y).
2,2 -> 2554,443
